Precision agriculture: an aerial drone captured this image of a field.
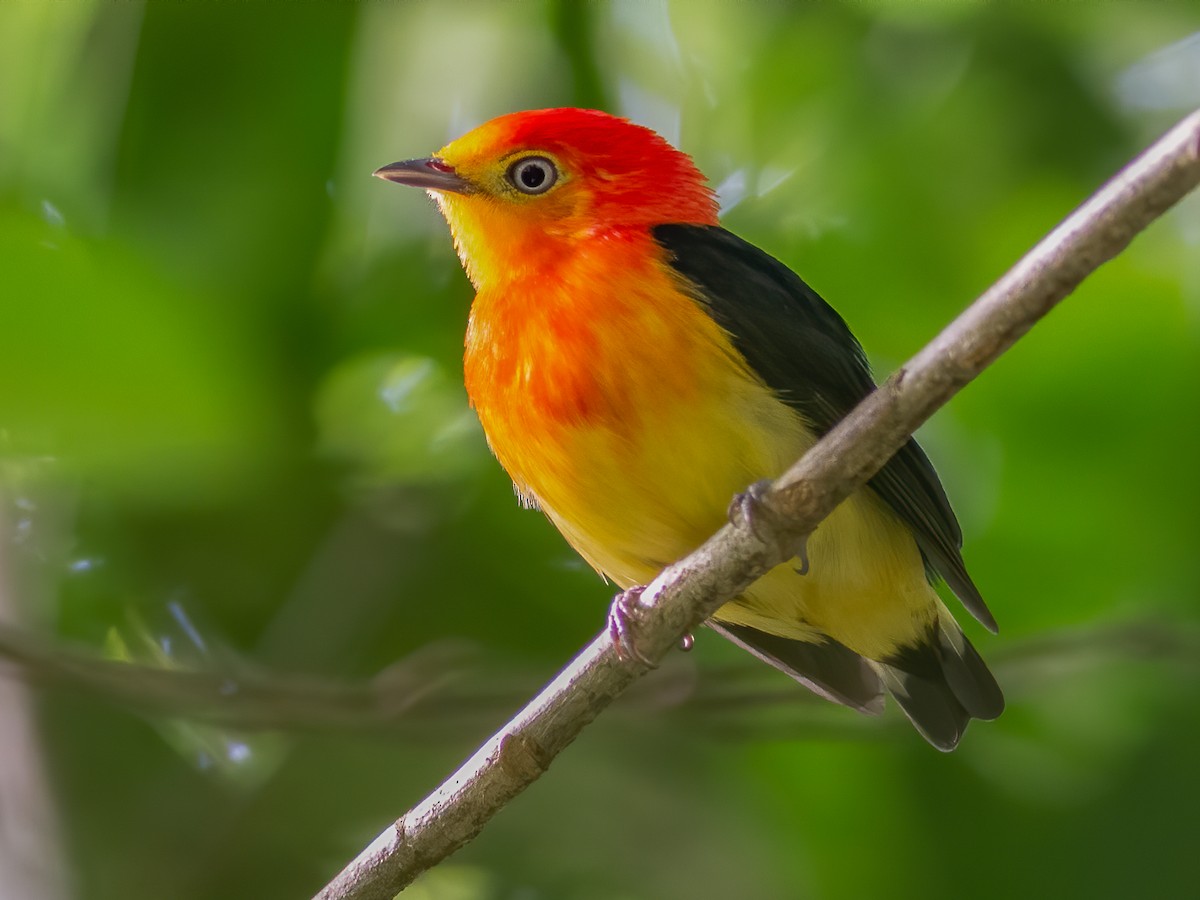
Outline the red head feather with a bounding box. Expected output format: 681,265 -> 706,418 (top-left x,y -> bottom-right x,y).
454,108 -> 719,228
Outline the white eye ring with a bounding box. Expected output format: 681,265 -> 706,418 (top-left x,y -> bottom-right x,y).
508,157 -> 558,194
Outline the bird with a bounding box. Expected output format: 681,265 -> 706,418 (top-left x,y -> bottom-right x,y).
374,107 -> 1003,750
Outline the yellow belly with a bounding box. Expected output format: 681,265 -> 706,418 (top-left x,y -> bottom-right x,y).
545,387 -> 937,660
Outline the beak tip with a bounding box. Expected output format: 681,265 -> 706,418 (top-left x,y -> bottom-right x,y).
372,158 -> 470,194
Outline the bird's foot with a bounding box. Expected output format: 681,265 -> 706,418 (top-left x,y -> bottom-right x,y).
728,479 -> 812,575
607,586 -> 658,668
728,479 -> 776,538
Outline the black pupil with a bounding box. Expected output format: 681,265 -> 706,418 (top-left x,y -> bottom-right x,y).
519,163 -> 546,189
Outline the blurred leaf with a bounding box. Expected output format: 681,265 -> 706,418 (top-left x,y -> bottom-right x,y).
103,606 -> 289,787
0,206 -> 281,506
315,353 -> 485,491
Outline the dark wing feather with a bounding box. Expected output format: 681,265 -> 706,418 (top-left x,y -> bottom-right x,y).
653,224 -> 996,632
706,622 -> 884,715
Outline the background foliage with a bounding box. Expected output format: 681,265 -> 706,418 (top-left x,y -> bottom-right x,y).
2,2 -> 1199,898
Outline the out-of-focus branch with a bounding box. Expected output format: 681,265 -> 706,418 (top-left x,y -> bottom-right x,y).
0,617 -> 1195,736
314,110 -> 1200,900
0,625 -> 471,732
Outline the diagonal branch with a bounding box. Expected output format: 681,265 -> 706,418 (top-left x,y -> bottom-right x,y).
315,110 -> 1200,900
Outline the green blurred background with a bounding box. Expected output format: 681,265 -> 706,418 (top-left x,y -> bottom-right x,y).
2,2 -> 1199,898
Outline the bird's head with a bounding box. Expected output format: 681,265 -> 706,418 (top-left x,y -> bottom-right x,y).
375,108 -> 718,289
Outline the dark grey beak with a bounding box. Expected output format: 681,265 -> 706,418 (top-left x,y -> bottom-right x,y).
373,158 -> 472,194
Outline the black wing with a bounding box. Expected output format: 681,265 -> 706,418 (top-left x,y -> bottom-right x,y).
707,621 -> 884,715
653,224 -> 996,632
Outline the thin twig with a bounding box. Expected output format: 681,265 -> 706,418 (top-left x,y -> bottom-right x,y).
316,109 -> 1200,900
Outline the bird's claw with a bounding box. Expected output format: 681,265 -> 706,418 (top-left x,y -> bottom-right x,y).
793,538 -> 811,576
608,586 -> 657,667
729,479 -> 812,575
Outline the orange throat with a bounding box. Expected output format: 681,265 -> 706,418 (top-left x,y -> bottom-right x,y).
467,229 -> 691,469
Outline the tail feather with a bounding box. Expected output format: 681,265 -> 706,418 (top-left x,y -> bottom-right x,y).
876,662 -> 968,752
879,619 -> 1004,751
936,622 -> 1005,721
710,616 -> 1002,751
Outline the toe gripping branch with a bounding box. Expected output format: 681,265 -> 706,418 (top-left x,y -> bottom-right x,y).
608,586 -> 695,668
607,586 -> 657,667
608,480 -> 808,669
728,479 -> 811,575
609,585 -> 696,672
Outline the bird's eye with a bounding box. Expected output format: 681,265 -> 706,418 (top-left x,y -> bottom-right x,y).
508,157 -> 558,195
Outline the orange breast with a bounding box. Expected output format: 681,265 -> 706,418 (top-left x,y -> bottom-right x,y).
467,231 -> 714,487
